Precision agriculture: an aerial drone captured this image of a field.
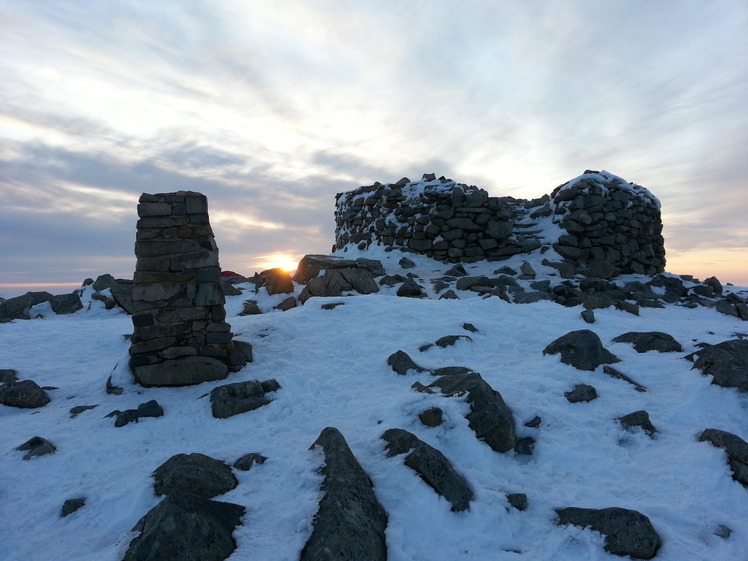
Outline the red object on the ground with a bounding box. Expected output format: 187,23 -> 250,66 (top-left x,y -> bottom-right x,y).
221,271 -> 240,277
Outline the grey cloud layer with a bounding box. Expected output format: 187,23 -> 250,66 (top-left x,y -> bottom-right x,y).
1,0 -> 747,285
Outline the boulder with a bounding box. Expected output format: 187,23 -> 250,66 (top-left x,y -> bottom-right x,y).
109,279 -> 135,314
256,267 -> 294,295
381,428 -> 473,511
132,356 -> 229,387
556,507 -> 661,559
699,428 -> 748,486
507,493 -> 528,511
396,278 -> 424,297
612,331 -> 682,353
543,330 -> 620,371
427,372 -> 516,453
122,491 -> 244,561
108,400 -> 164,427
0,380 -> 50,408
16,436 -> 56,460
293,254 -> 357,284
239,300 -> 262,315
0,291 -> 52,320
153,453 -> 238,498
49,292 -> 84,315
301,427 -> 388,561
418,407 -> 444,427
690,339 -> 748,392
210,379 -> 279,419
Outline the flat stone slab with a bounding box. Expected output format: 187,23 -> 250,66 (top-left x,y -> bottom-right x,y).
132,356 -> 229,387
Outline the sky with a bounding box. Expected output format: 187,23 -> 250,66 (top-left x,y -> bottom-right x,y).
1,0 -> 747,294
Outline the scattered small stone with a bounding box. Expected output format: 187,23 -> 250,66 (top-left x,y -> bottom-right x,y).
524,416 -> 542,428
233,453 -> 267,471
106,375 -> 124,395
239,300 -> 262,315
602,365 -> 647,392
438,289 -> 459,300
581,309 -> 595,324
110,400 -> 164,427
618,410 -> 658,438
16,436 -> 56,460
387,350 -> 428,375
419,335 -> 472,352
462,322 -> 478,333
321,302 -> 345,310
565,383 -> 598,403
431,366 -> 475,377
714,524 -> 732,539
69,404 -> 98,418
275,296 -> 297,311
507,493 -> 528,511
396,278 -> 424,297
514,437 -> 535,456
690,339 -> 748,392
399,257 -> 416,269
418,407 -> 443,427
614,300 -> 640,316
61,498 -> 86,517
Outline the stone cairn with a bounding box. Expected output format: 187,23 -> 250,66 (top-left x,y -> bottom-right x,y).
335,171 -> 665,277
128,191 -> 250,387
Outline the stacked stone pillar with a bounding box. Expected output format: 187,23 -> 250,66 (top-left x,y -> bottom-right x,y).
128,191 -> 249,387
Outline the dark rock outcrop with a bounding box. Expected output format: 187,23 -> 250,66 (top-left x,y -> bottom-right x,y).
0,380 -> 50,408
618,410 -> 658,438
16,436 -> 56,460
612,331 -> 682,353
255,267 -> 294,295
49,292 -> 83,315
301,427 -> 388,561
565,383 -> 598,403
387,350 -> 428,375
603,365 -> 647,392
233,453 -> 267,471
689,339 -> 748,392
61,498 -> 86,517
381,428 -> 473,511
210,379 -> 279,419
556,506 -> 661,559
153,453 -> 238,499
426,372 -> 516,453
543,330 -> 620,371
107,400 -> 164,427
699,428 -> 748,486
122,491 -> 244,561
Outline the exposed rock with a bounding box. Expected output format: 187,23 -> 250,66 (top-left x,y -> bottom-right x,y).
220,283 -> 242,296
0,291 -> 52,320
381,428 -> 473,511
275,296 -> 297,311
256,267 -> 294,295
108,400 -> 164,427
543,330 -> 620,371
432,366 -> 475,377
355,258 -> 385,277
153,453 -> 238,498
320,302 -> 345,310
690,339 -> 748,392
618,410 -> 658,437
399,257 -> 416,269
91,292 -> 117,309
122,491 -> 244,561
301,427 -> 388,561
61,498 -> 86,517
427,372 -> 516,453
16,436 -> 56,460
387,350 -> 428,375
299,267 -> 379,303
0,368 -> 18,383
699,428 -> 748,486
603,365 -> 647,392
565,383 -> 598,403
439,289 -> 459,300
69,404 -> 98,418
292,254 -> 357,284
233,453 -> 267,471
581,309 -> 595,324
418,407 -> 443,427
444,264 -> 467,277
239,300 -> 262,315
49,292 -> 84,315
0,380 -> 50,408
397,278 -> 424,297
210,379 -> 279,419
514,436 -> 535,456
106,374 -> 124,395
507,493 -> 528,511
612,331 -> 682,353
555,507 -> 661,559
419,334 -> 472,352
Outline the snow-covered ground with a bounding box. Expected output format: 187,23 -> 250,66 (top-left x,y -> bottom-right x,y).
1,250 -> 746,561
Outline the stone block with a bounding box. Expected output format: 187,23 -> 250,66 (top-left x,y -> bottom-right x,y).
133,356 -> 229,387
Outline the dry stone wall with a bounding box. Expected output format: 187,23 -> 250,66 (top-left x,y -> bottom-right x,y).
129,191 -> 249,387
335,171 -> 666,277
